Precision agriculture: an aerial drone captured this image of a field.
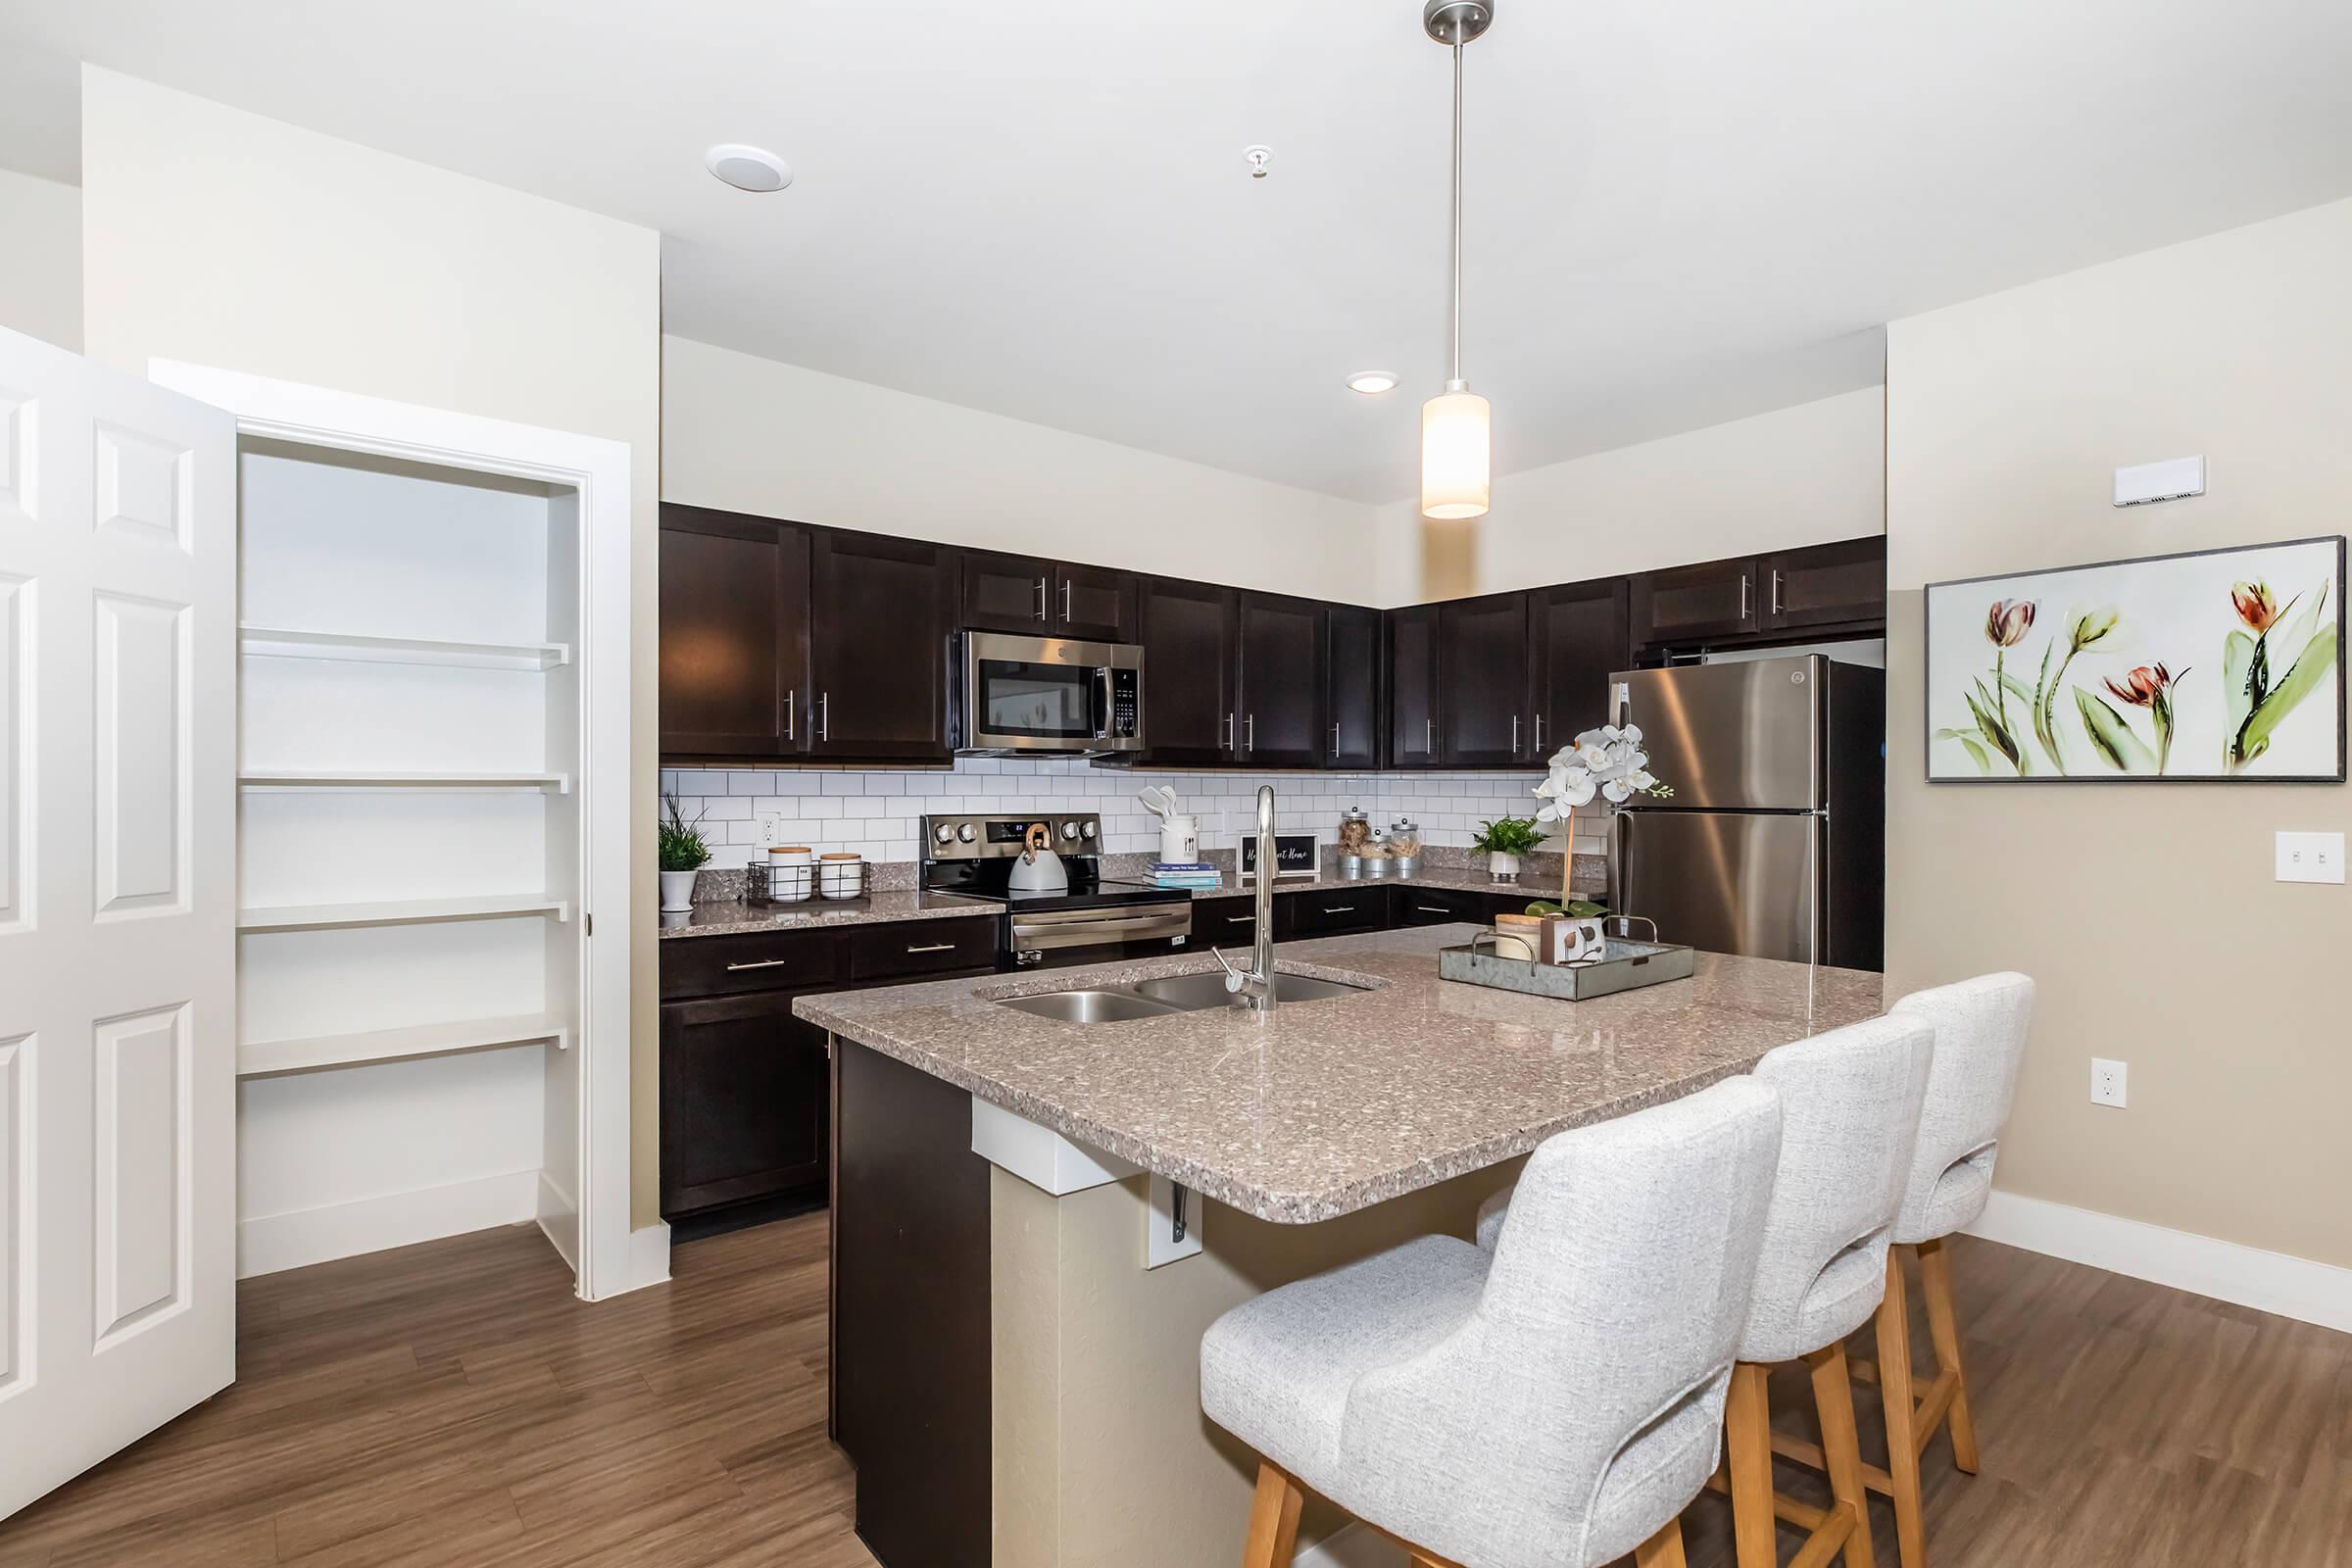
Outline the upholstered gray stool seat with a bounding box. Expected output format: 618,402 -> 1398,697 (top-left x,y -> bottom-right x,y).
1201,1076 -> 1785,1568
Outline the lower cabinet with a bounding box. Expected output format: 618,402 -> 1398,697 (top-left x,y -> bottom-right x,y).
1286,889 -> 1388,939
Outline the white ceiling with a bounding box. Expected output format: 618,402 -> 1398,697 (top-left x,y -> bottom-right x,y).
2,0 -> 2349,502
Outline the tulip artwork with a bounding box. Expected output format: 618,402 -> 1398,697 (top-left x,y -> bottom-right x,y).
1926,537 -> 2344,783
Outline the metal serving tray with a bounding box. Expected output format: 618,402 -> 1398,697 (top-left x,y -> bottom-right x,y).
1438,933 -> 1695,1002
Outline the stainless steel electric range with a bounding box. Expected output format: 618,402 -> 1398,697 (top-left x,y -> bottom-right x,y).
919,812 -> 1192,969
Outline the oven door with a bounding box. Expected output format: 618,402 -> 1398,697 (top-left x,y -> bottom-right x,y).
961,631 -> 1143,754
1004,902 -> 1193,969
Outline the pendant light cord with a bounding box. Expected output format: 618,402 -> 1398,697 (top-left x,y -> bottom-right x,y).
1449,40 -> 1465,387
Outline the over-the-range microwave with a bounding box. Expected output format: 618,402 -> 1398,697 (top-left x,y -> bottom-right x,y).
958,630 -> 1144,756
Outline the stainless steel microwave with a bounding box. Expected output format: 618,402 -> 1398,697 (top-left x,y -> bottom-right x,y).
958,631 -> 1145,755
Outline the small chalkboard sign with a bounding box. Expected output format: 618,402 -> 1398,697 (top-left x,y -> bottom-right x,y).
1238,832 -> 1320,881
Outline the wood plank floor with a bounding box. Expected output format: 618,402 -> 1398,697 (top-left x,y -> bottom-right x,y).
1,1219 -> 2344,1566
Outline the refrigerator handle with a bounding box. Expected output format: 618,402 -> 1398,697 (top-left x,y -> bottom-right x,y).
1609,809 -> 1630,920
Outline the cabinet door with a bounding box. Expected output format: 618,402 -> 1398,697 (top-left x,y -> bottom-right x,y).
1439,592 -> 1533,766
1235,592 -> 1325,767
1323,604 -> 1383,769
1394,887 -> 1484,927
809,529 -> 956,761
659,506 -> 809,758
958,548 -> 1053,634
1137,576 -> 1238,764
1531,578 -> 1631,756
660,990 -> 831,1218
1386,604 -> 1443,768
1288,889 -> 1387,939
1194,894 -> 1270,950
1631,558 -> 1760,649
1053,562 -> 1138,643
1758,536 -> 1886,632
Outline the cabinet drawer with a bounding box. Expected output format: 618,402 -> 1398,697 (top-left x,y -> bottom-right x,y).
662,928 -> 839,1001
1287,891 -> 1387,939
1395,888 -> 1486,927
1195,896 -> 1270,945
846,916 -> 999,982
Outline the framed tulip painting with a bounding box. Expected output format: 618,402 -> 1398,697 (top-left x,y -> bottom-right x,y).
1925,535 -> 2345,782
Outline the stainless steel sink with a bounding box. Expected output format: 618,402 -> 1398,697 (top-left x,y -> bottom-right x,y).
994,969 -> 1373,1024
1128,971 -> 1373,1010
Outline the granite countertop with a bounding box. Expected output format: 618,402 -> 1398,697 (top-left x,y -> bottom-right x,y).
796,925 -> 1883,1224
659,888 -> 1000,938
1143,866 -> 1581,902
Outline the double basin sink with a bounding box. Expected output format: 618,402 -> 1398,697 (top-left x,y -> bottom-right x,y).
996,968 -> 1372,1024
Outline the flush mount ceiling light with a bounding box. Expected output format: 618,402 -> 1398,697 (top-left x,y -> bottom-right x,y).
705,143 -> 793,193
1347,370 -> 1399,395
1420,0 -> 1494,521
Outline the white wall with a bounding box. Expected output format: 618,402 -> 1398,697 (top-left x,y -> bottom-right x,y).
1373,387 -> 1886,604
662,334 -> 1381,602
0,168 -> 81,351
77,68 -> 670,1233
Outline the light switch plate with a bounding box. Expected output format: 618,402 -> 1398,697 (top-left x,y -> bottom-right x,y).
2276,830 -> 2345,884
2090,1058 -> 2128,1108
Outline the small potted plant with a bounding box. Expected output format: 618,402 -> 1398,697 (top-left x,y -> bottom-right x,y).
1471,815 -> 1543,884
659,792 -> 712,912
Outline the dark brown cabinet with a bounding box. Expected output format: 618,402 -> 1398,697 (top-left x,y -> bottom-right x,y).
1235,592 -> 1325,767
1531,578 -> 1632,751
1439,593 -> 1533,766
1194,893 -> 1280,949
1286,890 -> 1387,939
658,506 -> 809,758
808,530 -> 956,761
957,550 -> 1137,643
1632,558 -> 1760,648
1137,576 -> 1239,764
1386,604 -> 1443,768
1758,536 -> 1886,633
1324,604 -> 1383,769
660,989 -> 831,1217
1054,562 -> 1137,642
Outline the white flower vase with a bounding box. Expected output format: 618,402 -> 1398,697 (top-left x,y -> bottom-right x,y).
660,868 -> 699,912
1488,851 -> 1522,884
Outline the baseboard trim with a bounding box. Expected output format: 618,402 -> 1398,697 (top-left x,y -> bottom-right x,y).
237,1169 -> 542,1280
535,1168 -> 581,1275
614,1220 -> 672,1297
1966,1190 -> 2352,1335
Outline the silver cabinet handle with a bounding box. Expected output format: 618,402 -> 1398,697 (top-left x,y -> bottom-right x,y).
784,689 -> 796,741
1061,578 -> 1073,622
1222,713 -> 1235,750
1323,905 -> 1355,913
1246,713 -> 1255,752
1034,577 -> 1048,620
1415,904 -> 1455,913
1226,914 -> 1254,923
1770,568 -> 1783,615
905,942 -> 956,955
819,691 -> 831,742
724,957 -> 797,972
1534,713 -> 1544,752
1511,714 -> 1520,754
1424,717 -> 1435,755
1331,720 -> 1341,756
1740,573 -> 1751,620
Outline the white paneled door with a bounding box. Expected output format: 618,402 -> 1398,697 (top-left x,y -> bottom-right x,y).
0,327 -> 236,1518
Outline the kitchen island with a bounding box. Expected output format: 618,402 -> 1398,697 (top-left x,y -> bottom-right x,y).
799,925 -> 1882,1568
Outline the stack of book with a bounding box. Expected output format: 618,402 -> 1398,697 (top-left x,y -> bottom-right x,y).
1147,860 -> 1222,891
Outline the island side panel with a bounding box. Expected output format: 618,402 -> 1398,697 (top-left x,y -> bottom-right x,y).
833,1039 -> 992,1568
992,1164 -> 1522,1568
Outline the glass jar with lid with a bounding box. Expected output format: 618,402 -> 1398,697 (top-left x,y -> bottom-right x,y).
1337,807 -> 1373,879
1388,816 -> 1423,878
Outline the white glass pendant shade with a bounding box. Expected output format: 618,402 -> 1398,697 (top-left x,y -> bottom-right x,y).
1420,384 -> 1491,519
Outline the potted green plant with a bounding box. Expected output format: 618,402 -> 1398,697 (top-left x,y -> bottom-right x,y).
1471,815 -> 1543,884
659,792 -> 712,912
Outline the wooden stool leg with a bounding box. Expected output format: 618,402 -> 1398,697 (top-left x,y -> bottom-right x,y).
1876,1250 -> 1929,1568
1243,1459 -> 1303,1568
1725,1361 -> 1779,1568
1807,1343 -> 1877,1568
1635,1516 -> 1690,1567
1916,1237 -> 1980,1475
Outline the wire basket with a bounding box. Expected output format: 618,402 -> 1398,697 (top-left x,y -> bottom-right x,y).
747,854 -> 814,906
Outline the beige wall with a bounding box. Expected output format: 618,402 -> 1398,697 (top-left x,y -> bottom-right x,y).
79,69 -> 670,1231
0,167 -> 81,352
1372,386 -> 1887,604
662,333 -> 1383,603
1886,197 -> 2352,1269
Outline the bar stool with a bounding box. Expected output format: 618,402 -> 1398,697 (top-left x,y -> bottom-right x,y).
1200,1076 -> 1785,1568
1866,973 -> 2035,1568
1710,1016 -> 1934,1568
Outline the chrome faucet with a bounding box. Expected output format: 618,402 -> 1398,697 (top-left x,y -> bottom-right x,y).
1210,784 -> 1279,1013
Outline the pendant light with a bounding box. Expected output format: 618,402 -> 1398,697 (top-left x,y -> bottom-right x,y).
1420,0 -> 1494,521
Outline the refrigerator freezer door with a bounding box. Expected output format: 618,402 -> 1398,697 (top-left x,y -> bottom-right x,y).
1613,658 -> 1823,810
1615,809 -> 1818,964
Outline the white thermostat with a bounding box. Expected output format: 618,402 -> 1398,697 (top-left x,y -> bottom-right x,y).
2113,455 -> 2205,508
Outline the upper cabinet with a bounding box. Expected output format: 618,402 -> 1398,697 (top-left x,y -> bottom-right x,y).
1531,578 -> 1632,753
1631,537 -> 1886,652
1135,576 -> 1238,765
1234,592 -> 1325,768
1630,558 -> 1759,647
1385,604 -> 1443,769
1323,604 -> 1383,770
659,505 -> 810,759
808,530 -> 957,762
956,549 -> 1138,644
1438,592 -> 1533,767
1755,536 -> 1887,633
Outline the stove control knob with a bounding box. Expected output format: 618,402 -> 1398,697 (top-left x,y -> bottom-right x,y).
956,822 -> 978,843
1080,821 -> 1098,840
934,823 -> 956,845
1060,821 -> 1082,841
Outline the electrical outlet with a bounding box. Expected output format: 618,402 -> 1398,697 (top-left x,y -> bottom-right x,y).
2090,1057 -> 2128,1108
2276,830 -> 2346,884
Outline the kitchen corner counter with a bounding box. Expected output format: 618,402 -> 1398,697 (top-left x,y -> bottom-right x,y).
659,889 -> 998,938
798,925 -> 1882,1223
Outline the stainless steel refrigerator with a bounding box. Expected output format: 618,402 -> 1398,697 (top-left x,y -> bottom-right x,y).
1608,655 -> 1885,970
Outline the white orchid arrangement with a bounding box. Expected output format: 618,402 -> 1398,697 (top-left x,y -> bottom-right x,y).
1532,724 -> 1674,907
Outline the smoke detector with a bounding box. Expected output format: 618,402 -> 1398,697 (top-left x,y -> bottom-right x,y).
706,144 -> 793,193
